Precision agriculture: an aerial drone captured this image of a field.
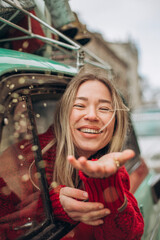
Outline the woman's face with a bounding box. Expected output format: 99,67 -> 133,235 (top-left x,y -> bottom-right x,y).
70,80 -> 115,158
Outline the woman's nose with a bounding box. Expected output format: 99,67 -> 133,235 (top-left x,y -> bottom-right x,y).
84,107 -> 99,121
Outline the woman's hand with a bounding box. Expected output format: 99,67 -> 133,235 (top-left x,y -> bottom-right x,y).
67,149 -> 135,178
59,187 -> 110,225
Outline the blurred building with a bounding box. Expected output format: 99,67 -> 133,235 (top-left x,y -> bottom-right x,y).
86,32 -> 142,109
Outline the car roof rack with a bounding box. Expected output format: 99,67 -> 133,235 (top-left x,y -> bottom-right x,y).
0,0 -> 112,72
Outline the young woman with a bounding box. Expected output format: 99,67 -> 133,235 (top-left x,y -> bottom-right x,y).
38,64 -> 144,239
0,64 -> 144,239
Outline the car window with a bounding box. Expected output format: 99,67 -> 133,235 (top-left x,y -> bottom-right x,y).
0,72 -> 148,239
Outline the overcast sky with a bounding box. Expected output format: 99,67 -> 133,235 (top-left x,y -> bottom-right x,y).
70,0 -> 160,89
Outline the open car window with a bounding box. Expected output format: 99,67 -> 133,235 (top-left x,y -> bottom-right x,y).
0,72 -> 147,240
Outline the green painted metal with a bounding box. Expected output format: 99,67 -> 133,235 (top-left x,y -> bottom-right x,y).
0,48 -> 77,77
134,172 -> 160,240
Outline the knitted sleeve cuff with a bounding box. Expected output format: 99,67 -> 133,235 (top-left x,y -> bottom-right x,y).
79,160 -> 126,213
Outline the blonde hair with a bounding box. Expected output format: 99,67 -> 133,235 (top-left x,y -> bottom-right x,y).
53,64 -> 129,187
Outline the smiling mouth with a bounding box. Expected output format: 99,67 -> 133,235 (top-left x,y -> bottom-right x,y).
79,128 -> 102,134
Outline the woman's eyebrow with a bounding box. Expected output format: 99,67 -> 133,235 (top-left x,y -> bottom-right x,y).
99,99 -> 112,104
75,97 -> 88,101
75,97 -> 112,104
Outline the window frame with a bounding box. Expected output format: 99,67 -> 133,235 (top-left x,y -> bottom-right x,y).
0,72 -> 145,239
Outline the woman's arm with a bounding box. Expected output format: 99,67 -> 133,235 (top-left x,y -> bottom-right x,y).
67,150 -> 144,239
79,166 -> 144,239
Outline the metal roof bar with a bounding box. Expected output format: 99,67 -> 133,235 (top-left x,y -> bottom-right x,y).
1,0 -> 80,50
0,0 -> 112,71
0,17 -> 79,51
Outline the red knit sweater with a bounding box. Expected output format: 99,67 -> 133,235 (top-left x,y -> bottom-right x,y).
38,126 -> 144,240
0,126 -> 144,239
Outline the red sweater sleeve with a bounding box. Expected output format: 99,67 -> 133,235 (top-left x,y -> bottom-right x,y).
79,165 -> 144,240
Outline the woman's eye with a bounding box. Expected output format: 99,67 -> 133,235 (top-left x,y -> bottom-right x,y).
99,107 -> 112,112
73,104 -> 85,109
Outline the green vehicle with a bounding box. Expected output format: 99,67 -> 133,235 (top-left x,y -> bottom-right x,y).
0,1 -> 160,240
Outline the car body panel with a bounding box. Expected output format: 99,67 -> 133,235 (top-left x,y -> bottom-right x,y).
0,48 -> 77,76
134,172 -> 160,240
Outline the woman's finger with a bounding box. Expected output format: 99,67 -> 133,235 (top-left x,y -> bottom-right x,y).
75,206 -> 110,225
60,187 -> 88,200
60,195 -> 104,213
114,149 -> 135,167
82,219 -> 104,226
67,155 -> 84,170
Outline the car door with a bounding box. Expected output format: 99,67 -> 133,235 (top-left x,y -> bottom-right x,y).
0,72 -> 76,240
